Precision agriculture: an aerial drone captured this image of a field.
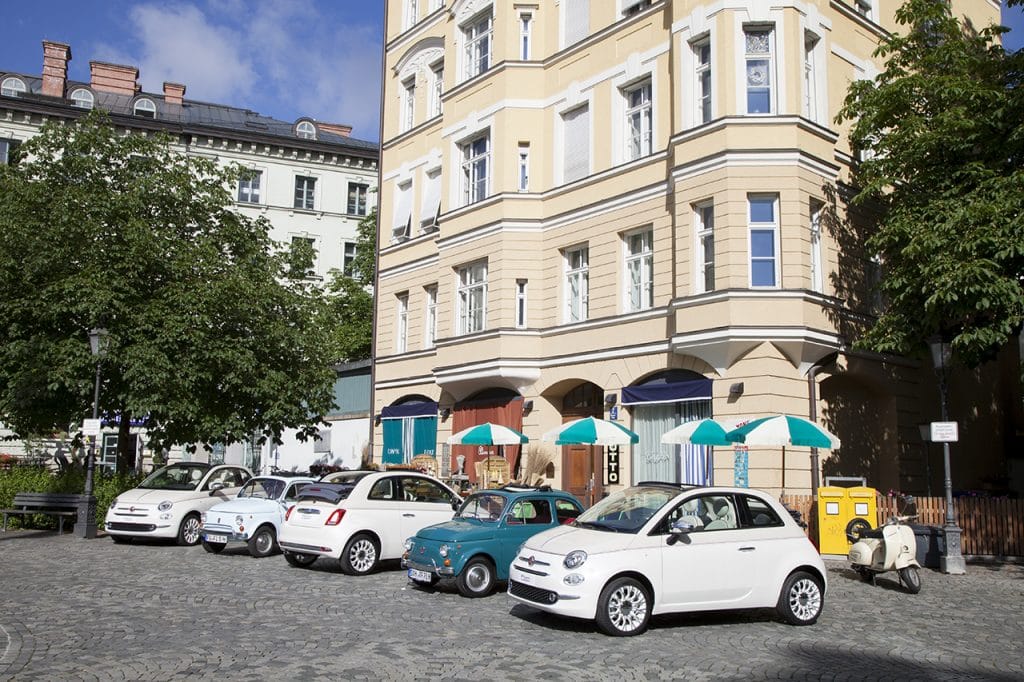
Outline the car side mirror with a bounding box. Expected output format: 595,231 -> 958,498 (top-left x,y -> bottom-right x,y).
208,481 -> 225,495
451,500 -> 461,512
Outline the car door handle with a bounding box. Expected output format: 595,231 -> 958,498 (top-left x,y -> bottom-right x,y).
403,513 -> 415,517
739,546 -> 756,552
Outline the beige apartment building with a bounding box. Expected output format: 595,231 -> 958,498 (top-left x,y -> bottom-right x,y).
374,0 -> 1013,501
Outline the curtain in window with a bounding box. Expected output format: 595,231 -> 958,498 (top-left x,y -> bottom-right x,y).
382,416 -> 438,464
563,105 -> 589,183
632,404 -> 678,482
564,0 -> 590,46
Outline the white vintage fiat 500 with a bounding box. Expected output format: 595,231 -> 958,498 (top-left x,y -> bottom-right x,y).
508,483 -> 826,636
105,463 -> 251,545
200,475 -> 315,557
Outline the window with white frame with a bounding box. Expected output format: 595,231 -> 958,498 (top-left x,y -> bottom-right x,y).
562,104 -> 590,184
420,167 -> 442,230
348,182 -> 369,215
402,76 -> 416,132
461,132 -> 490,205
393,180 -> 413,241
623,0 -> 653,17
564,0 -> 590,46
457,261 -> 487,335
430,62 -> 444,117
424,285 -> 438,348
294,175 -> 316,210
748,195 -> 779,287
343,241 -> 358,277
520,13 -> 533,60
744,27 -> 774,114
809,200 -> 824,293
463,10 -> 493,81
515,279 -> 528,328
853,0 -> 874,21
69,88 -> 94,109
695,202 -> 715,293
296,120 -> 317,140
1,77 -> 26,97
396,292 -> 409,353
693,37 -> 712,124
0,138 -> 20,165
624,79 -> 653,161
405,0 -> 418,29
803,32 -> 819,121
290,236 -> 317,278
625,228 -> 654,312
133,98 -> 157,118
238,169 -> 262,204
518,143 -> 530,192
564,245 -> 589,323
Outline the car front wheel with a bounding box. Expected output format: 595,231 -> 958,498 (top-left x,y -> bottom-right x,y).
457,557 -> 495,598
596,577 -> 651,636
777,570 -> 824,625
284,551 -> 317,568
339,533 -> 379,575
247,526 -> 278,558
177,514 -> 202,546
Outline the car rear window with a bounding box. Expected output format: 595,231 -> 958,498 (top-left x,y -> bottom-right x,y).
295,483 -> 355,505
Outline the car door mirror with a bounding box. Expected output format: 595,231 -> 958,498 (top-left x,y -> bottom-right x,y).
451,499 -> 461,512
208,481 -> 225,495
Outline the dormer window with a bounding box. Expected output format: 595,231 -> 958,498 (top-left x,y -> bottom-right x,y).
296,120 -> 317,140
1,77 -> 27,97
70,88 -> 94,110
133,98 -> 157,118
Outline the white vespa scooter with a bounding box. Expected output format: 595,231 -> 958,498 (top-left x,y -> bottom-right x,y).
848,496 -> 922,594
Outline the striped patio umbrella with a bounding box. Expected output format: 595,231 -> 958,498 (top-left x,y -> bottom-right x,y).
724,415 -> 841,449
446,422 -> 529,446
661,417 -> 751,446
542,417 -> 639,446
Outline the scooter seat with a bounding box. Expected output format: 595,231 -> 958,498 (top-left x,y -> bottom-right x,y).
859,527 -> 885,540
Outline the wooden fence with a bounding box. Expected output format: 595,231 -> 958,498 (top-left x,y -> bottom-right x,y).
780,494 -> 1024,558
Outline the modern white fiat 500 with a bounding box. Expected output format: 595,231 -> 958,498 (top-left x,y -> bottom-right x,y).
105,463 -> 251,545
278,471 -> 461,575
508,483 -> 826,636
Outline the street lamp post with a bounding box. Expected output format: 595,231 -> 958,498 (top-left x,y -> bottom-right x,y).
929,336 -> 966,575
75,328 -> 108,539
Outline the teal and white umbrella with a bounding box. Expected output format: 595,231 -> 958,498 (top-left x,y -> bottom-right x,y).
724,415 -> 840,449
661,417 -> 750,446
446,422 -> 529,446
543,417 -> 639,446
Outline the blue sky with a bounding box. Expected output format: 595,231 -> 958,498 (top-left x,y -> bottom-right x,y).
1,1 -> 1021,144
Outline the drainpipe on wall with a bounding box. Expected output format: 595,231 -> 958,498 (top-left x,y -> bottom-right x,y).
807,352 -> 839,497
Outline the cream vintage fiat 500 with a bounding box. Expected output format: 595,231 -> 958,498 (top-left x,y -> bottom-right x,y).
508,483 -> 826,636
105,463 -> 251,545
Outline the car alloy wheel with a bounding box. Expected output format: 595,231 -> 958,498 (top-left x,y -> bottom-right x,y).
777,571 -> 823,625
248,527 -> 277,557
457,557 -> 495,598
596,577 -> 651,636
340,534 -> 379,575
177,514 -> 202,546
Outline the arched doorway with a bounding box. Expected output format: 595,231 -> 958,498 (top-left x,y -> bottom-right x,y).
560,382 -> 604,506
451,388 -> 523,484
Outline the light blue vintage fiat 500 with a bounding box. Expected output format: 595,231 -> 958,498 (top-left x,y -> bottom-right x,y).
402,485 -> 583,598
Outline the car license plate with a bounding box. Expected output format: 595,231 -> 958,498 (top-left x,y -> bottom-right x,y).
408,568 -> 433,582
204,534 -> 227,543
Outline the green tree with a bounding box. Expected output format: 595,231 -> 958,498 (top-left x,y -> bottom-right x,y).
0,112 -> 342,471
836,0 -> 1024,368
325,205 -> 377,362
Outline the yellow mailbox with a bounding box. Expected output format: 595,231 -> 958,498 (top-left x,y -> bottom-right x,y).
817,485 -> 877,555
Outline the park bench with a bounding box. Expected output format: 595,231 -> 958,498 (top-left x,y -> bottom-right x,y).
1,492 -> 81,534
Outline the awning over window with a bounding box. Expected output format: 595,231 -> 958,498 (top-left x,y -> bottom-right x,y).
621,378 -> 712,405
382,401 -> 438,419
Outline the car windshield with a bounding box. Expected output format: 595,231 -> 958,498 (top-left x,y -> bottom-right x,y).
238,478 -> 285,499
572,486 -> 676,534
138,464 -> 210,491
457,493 -> 507,521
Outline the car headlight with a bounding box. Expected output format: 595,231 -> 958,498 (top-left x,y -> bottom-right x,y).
157,501 -> 173,512
235,515 -> 244,526
439,544 -> 449,558
564,550 -> 587,569
404,538 -> 414,551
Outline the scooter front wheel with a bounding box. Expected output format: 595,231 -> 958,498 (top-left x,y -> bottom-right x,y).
898,566 -> 922,594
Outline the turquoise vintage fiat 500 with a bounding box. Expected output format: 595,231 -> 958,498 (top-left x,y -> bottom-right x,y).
403,485 -> 583,598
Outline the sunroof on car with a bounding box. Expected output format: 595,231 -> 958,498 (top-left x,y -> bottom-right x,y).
295,483 -> 355,504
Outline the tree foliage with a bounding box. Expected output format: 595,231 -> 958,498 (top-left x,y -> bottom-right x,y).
0,112 -> 343,468
325,205 -> 377,362
836,0 -> 1024,367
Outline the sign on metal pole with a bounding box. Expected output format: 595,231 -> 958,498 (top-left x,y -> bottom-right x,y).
82,419 -> 101,436
930,421 -> 959,443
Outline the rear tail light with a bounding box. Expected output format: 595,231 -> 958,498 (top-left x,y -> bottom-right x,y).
325,509 -> 346,526
285,505 -> 295,521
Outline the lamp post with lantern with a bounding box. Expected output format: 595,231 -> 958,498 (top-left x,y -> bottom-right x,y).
928,336 -> 966,575
75,327 -> 108,539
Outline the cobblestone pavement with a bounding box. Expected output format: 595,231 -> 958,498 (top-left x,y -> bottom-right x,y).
1,530 -> 1022,681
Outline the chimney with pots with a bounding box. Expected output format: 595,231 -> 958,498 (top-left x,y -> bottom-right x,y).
163,82 -> 186,106
317,122 -> 353,138
41,41 -> 71,98
89,61 -> 140,95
